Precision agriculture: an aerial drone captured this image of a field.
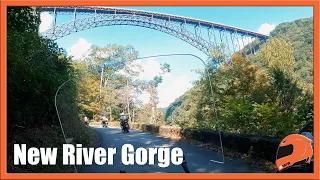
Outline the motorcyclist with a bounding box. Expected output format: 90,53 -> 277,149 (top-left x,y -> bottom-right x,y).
119,113 -> 128,129
101,114 -> 108,127
84,116 -> 89,126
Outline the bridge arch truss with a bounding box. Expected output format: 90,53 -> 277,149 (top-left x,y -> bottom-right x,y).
39,6 -> 268,56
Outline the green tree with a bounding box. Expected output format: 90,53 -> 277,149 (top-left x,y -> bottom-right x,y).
7,6 -> 95,173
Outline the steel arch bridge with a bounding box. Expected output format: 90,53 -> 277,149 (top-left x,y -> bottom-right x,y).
39,6 -> 268,56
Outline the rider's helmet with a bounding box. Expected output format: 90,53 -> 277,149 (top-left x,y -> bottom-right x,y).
275,134 -> 313,172
120,113 -> 125,116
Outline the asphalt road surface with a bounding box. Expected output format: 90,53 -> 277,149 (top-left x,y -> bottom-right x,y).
80,127 -> 263,173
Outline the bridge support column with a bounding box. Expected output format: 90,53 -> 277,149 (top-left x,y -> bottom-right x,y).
52,8 -> 57,33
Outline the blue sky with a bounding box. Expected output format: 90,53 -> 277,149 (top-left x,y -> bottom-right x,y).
39,6 -> 313,108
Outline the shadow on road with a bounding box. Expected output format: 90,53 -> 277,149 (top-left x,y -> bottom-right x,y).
80,127 -> 263,173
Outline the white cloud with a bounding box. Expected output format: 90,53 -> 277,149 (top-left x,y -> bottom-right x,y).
67,38 -> 92,60
136,58 -> 166,80
135,75 -> 193,108
136,92 -> 150,106
130,58 -> 196,108
157,76 -> 193,108
39,12 -> 53,33
117,58 -> 166,80
258,23 -> 276,36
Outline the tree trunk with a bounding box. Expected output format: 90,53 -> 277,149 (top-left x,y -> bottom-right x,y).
99,67 -> 104,114
109,106 -> 112,121
126,80 -> 131,121
149,83 -> 156,124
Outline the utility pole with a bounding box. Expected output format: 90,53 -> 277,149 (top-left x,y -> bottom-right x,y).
99,66 -> 104,114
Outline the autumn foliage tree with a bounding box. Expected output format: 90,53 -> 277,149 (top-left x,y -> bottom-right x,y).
165,36 -> 313,137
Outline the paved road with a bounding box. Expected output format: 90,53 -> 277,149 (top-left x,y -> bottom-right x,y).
80,127 -> 263,173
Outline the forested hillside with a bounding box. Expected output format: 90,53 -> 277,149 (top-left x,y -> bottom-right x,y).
164,17 -> 314,137
270,17 -> 313,93
7,7 -> 95,172
270,17 -> 313,62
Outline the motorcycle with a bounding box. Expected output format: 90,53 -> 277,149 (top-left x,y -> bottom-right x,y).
101,121 -> 108,128
120,155 -> 190,173
275,120 -> 314,173
121,120 -> 130,133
